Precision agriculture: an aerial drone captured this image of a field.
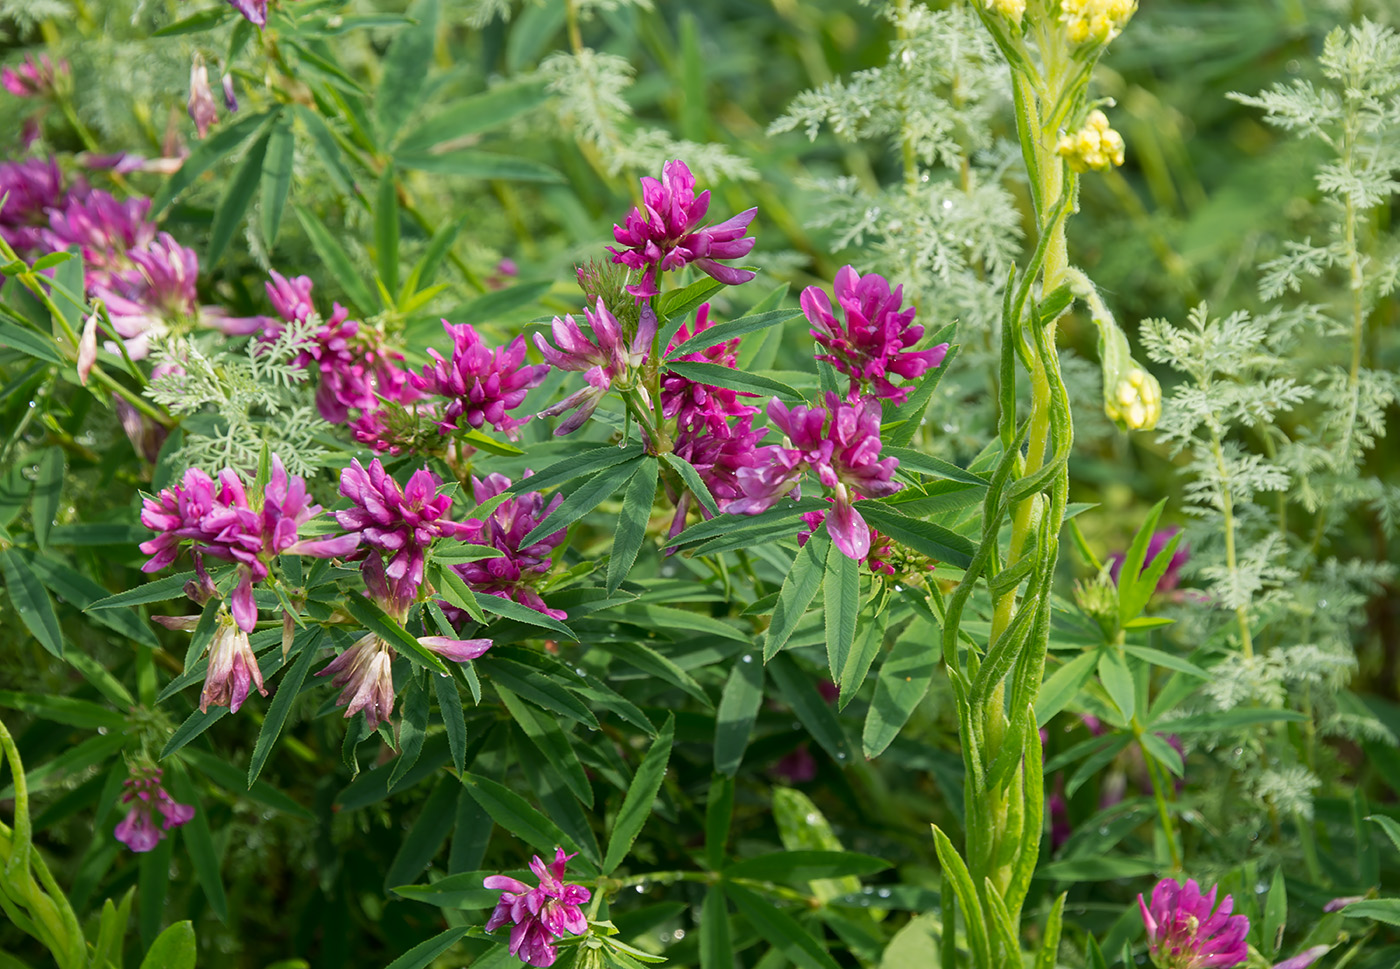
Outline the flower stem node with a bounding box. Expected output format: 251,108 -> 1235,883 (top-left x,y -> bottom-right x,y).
1056,110 -> 1126,173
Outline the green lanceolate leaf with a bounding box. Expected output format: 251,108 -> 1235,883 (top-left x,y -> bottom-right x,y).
705,775 -> 734,871
395,150 -> 562,182
382,927 -> 471,969
390,673 -> 431,790
823,541 -> 860,689
31,446 -> 63,551
839,607 -> 887,711
520,453 -> 644,547
510,444 -> 646,495
661,452 -> 720,516
152,110 -> 272,214
375,0 -> 439,144
856,503 -> 975,570
666,308 -> 804,360
603,714 -> 675,873
1,548 -> 63,657
139,920 -> 196,969
714,650 -> 763,776
460,772 -> 594,874
344,595 -> 450,675
434,670 -> 468,773
384,776 -> 459,893
375,164 -> 400,296
497,685 -> 592,806
206,127 -> 269,267
863,620 -> 937,759
247,627 -> 324,786
725,850 -> 891,883
700,886 -> 732,969
764,533 -> 828,661
608,457 -> 659,594
260,113 -> 295,250
168,763 -> 229,922
769,652 -> 852,764
293,205 -> 379,316
397,80 -> 549,154
725,883 -> 841,969
665,360 -> 803,404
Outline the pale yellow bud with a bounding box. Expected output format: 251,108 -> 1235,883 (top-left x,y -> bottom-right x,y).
1104,366 -> 1162,432
1059,0 -> 1135,46
988,0 -> 1026,26
1056,110 -> 1126,173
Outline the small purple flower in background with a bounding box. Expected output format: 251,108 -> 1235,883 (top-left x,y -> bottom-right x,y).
113,765 -> 195,853
316,633 -> 397,730
1047,788 -> 1072,851
1138,877 -> 1249,969
2,53 -> 67,99
221,73 -> 238,112
226,0 -> 269,27
453,473 -> 567,622
187,56 -> 219,139
484,848 -> 592,968
200,613 -> 267,712
0,156 -> 65,253
728,394 -> 901,560
801,266 -> 948,404
608,159 -> 757,300
662,303 -> 760,436
534,299 -> 655,435
410,321 -> 549,439
1271,947 -> 1330,969
771,744 -> 817,784
336,459 -> 470,615
1111,527 -> 1190,595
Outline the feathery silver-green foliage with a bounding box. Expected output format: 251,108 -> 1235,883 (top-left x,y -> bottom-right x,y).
1146,20 -> 1400,832
145,319 -> 329,477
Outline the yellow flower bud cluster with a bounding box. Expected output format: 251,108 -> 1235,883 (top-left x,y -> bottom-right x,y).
985,0 -> 1026,27
1059,0 -> 1135,46
1056,110 -> 1126,172
1105,366 -> 1162,432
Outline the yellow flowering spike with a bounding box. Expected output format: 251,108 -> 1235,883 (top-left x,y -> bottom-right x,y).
1056,109 -> 1126,173
1060,0 -> 1136,46
1104,365 -> 1163,432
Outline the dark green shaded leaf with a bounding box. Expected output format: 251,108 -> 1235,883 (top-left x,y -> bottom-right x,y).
398,81 -> 550,153
260,115 -> 295,249
498,685 -> 592,806
152,110 -> 272,214
725,883 -> 841,969
763,534 -> 826,661
603,714 -> 674,873
207,128 -> 269,267
32,447 -> 63,551
293,204 -> 378,316
385,776 -> 458,893
247,627 -> 324,786
0,319 -> 63,365
769,653 -> 852,764
382,926 -> 471,969
460,772 -> 592,873
863,624 -> 937,759
726,850 -> 890,883
168,764 -> 228,922
714,653 -> 763,776
608,458 -> 658,594
1,548 -> 63,657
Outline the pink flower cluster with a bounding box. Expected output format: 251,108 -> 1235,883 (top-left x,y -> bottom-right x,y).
262,271 -> 413,439
452,473 -> 568,622
534,299 -> 655,435
335,458 -> 471,616
138,455 -> 359,632
1138,878 -> 1249,969
410,321 -> 549,439
608,159 -> 756,300
3,54 -> 66,99
801,266 -> 947,404
484,848 -> 592,968
113,766 -> 195,854
727,394 -> 901,560
662,302 -> 760,436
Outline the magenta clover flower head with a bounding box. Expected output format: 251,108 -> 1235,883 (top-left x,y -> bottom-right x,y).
46,190 -> 156,279
801,266 -> 948,404
0,156 -> 65,253
484,848 -> 593,968
662,303 -> 761,436
667,416 -> 767,538
534,298 -> 656,435
608,159 -> 757,300
90,233 -> 202,359
1111,527 -> 1190,595
316,633 -> 397,730
452,473 -> 567,622
410,321 -> 549,439
3,54 -> 67,99
200,612 -> 267,713
728,393 -> 901,561
1138,877 -> 1250,969
188,55 -> 219,139
138,456 -> 359,633
336,459 -> 471,613
113,766 -> 195,854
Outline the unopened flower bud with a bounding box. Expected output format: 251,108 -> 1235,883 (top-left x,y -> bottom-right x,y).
1057,110 -> 1126,173
1060,0 -> 1135,46
983,0 -> 1026,27
1105,365 -> 1162,432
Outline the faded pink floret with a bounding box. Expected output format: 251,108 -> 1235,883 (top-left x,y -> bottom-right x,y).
451,473 -> 567,622
534,299 -> 655,435
2,54 -> 66,99
336,459 -> 470,614
801,266 -> 947,404
0,156 -> 65,253
410,321 -> 549,439
188,56 -> 219,139
89,233 -> 200,359
1138,877 -> 1249,969
138,456 -> 359,632
226,0 -> 268,27
662,302 -> 760,436
200,616 -> 267,713
728,394 -> 900,560
608,159 -> 757,300
798,501 -> 898,575
316,633 -> 396,730
113,766 -> 195,854
484,848 -> 593,968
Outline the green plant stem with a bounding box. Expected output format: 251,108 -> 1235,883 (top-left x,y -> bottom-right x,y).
1131,715 -> 1183,871
1207,429 -> 1254,658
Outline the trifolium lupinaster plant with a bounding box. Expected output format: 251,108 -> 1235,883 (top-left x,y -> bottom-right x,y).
0,1 -> 1398,968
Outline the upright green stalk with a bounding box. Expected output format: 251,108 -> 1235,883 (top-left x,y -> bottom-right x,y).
930,2 -> 1150,964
